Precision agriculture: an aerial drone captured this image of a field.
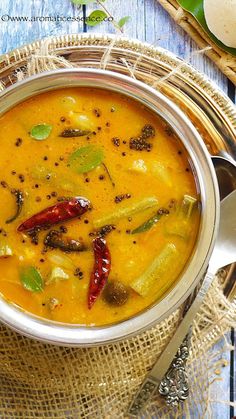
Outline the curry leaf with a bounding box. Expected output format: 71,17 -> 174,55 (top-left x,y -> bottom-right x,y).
68,145 -> 104,173
86,10 -> 107,27
117,16 -> 130,28
30,124 -> 52,140
20,266 -> 44,292
71,0 -> 94,4
131,212 -> 163,234
177,0 -> 236,56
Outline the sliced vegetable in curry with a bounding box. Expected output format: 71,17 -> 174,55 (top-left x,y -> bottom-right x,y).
130,243 -> 177,297
0,87 -> 200,325
94,196 -> 159,229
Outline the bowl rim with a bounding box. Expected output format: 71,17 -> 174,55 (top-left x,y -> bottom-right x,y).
0,68 -> 220,346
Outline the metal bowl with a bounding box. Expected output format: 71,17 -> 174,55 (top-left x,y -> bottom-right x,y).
0,69 -> 220,346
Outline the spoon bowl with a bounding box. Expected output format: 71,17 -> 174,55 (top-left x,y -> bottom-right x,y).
212,156 -> 236,199
209,189 -> 236,273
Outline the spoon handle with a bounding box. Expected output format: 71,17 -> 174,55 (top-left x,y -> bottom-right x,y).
127,271 -> 215,417
158,330 -> 191,406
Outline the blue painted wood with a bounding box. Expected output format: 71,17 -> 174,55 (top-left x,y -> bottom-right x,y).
0,0 -> 234,417
143,0 -> 228,90
0,0 -> 84,54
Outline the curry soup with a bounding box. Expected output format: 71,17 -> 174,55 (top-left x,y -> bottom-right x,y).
0,88 -> 200,325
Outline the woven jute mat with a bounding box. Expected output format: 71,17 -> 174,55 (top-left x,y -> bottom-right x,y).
0,40 -> 236,418
156,0 -> 236,85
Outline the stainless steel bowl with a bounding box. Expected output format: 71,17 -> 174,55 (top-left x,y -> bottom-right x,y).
0,69 -> 220,346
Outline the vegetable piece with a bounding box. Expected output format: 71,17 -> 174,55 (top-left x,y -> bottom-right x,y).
103,281 -> 129,306
48,253 -> 75,270
130,159 -> 147,173
151,163 -> 172,188
68,113 -> 96,131
94,196 -> 158,229
59,128 -> 91,137
44,230 -> 86,252
131,207 -> 169,234
31,165 -> 55,180
165,195 -> 197,239
18,196 -> 90,232
30,124 -> 52,140
61,95 -> 77,109
21,247 -> 36,260
88,237 -> 111,309
31,166 -> 83,194
130,243 -> 177,297
6,190 -> 24,224
31,165 -> 56,181
0,245 -> 13,258
60,179 -> 82,194
68,145 -> 104,174
47,297 -> 60,311
181,195 -> 197,218
19,266 -> 44,292
46,267 -> 69,285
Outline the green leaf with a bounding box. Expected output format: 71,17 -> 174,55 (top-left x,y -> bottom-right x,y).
86,10 -> 107,27
71,0 -> 94,4
30,124 -> 52,140
117,16 -> 130,28
68,145 -> 104,173
20,266 -> 44,292
131,212 -> 163,234
176,0 -> 236,56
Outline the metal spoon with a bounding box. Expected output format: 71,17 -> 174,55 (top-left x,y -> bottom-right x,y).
212,156 -> 236,300
212,156 -> 236,200
128,189 -> 236,416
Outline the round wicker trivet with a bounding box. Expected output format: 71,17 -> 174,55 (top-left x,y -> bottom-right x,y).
0,34 -> 235,418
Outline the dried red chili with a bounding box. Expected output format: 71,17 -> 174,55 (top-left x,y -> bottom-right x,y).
88,237 -> 111,309
18,197 -> 90,232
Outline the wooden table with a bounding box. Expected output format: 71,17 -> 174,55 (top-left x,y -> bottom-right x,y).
0,1 -> 235,417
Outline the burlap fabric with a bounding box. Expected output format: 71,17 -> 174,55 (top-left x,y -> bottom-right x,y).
0,41 -> 235,418
156,0 -> 236,85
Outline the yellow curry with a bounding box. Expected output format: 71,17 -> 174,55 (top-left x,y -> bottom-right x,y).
0,88 -> 200,325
